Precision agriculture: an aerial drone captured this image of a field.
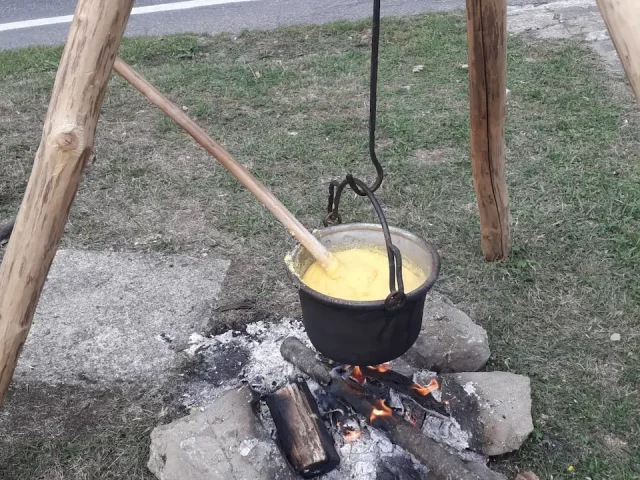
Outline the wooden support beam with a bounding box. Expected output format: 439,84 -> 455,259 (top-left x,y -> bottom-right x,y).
465,0 -> 511,261
0,0 -> 135,405
595,0 -> 640,103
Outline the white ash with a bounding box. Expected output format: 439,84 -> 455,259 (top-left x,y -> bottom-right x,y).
179,381 -> 228,410
242,319 -> 310,392
180,319 -> 309,406
463,381 -> 478,396
238,438 -> 260,457
388,389 -> 405,413
323,427 -> 430,480
421,415 -> 484,463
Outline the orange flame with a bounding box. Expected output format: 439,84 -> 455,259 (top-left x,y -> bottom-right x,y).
350,366 -> 366,384
410,378 -> 440,396
367,363 -> 391,373
343,429 -> 362,442
369,399 -> 393,423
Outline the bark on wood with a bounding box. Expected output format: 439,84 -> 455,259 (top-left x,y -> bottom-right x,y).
281,337 -> 494,480
267,379 -> 340,478
280,337 -> 332,386
466,0 -> 511,261
0,0 -> 135,405
595,0 -> 640,103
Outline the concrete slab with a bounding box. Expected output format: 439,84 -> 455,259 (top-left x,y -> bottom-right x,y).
507,0 -> 623,72
13,249 -> 230,386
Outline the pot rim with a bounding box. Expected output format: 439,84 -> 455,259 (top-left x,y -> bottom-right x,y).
286,223 -> 440,309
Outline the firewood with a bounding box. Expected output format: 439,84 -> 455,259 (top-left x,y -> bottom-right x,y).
267,379 -> 339,478
281,337 -> 497,480
280,337 -> 332,386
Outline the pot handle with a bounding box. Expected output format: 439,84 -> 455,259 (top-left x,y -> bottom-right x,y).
324,175 -> 406,311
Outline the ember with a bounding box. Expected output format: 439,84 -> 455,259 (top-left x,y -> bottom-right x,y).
411,378 -> 439,396
342,429 -> 362,442
367,363 -> 391,373
369,399 -> 393,423
349,366 -> 365,384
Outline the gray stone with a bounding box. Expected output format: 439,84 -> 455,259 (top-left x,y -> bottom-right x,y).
14,249 -> 229,386
441,372 -> 534,456
401,292 -> 490,373
148,386 -> 294,480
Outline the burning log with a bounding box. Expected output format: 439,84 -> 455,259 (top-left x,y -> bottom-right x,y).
360,365 -> 447,415
280,337 -> 497,480
266,379 -> 340,478
278,338 -> 332,386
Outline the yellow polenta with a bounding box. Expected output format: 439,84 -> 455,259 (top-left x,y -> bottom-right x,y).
301,246 -> 426,301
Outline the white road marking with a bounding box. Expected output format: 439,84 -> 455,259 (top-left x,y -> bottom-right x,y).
0,0 -> 255,33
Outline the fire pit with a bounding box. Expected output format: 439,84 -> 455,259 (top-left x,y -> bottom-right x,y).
150,315 -> 533,480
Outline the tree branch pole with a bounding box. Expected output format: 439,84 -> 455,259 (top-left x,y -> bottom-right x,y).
465,0 -> 511,261
595,0 -> 640,103
0,0 -> 135,405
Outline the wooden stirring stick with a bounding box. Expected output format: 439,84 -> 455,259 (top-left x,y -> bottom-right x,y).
113,57 -> 337,273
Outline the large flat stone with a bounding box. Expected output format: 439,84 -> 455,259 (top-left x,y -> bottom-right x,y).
441,372 -> 534,456
13,249 -> 229,386
148,386 -> 294,480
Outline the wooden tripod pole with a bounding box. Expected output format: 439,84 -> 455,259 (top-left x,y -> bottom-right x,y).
465,0 -> 511,261
112,58 -> 336,272
0,0 -> 135,406
595,0 -> 640,103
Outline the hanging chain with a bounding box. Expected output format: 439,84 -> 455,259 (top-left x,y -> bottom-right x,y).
322,0 -> 406,310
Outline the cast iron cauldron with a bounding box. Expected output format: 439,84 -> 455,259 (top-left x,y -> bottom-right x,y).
286,223 -> 440,366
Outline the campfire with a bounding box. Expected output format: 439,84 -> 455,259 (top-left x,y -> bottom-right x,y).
156,315 -> 533,480
268,336 -> 487,480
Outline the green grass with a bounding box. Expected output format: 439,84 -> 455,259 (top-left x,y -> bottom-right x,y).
1,12 -> 639,480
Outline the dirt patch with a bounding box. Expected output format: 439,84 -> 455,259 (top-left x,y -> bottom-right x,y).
603,434 -> 631,458
411,148 -> 457,166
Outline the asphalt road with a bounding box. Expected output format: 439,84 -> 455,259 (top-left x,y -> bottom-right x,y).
1,0 -> 533,51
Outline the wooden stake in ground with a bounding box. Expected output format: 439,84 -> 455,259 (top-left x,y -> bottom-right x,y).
465,0 -> 511,261
0,0 -> 135,405
595,0 -> 640,103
